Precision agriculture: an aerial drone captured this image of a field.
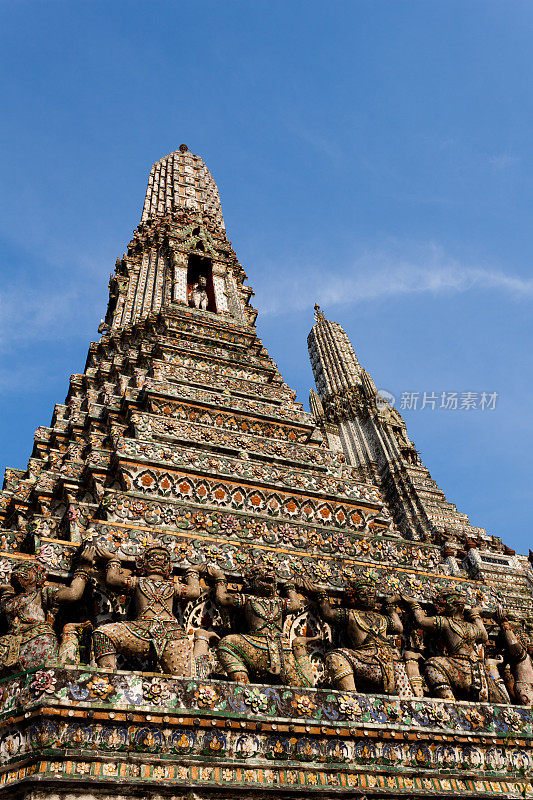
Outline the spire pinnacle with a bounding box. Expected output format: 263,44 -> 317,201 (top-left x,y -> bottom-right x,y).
307,313 -> 361,397
314,303 -> 326,322
141,145 -> 225,230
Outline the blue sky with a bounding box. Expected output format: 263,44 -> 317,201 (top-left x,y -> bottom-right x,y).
0,0 -> 532,552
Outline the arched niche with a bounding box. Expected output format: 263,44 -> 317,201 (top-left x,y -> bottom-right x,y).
186,252 -> 217,312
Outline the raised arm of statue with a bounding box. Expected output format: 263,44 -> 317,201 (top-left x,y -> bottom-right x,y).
382,594 -> 403,635
55,545 -> 95,603
280,579 -> 302,614
496,604 -> 525,660
465,605 -> 489,644
208,565 -> 238,608
173,566 -> 202,602
96,546 -> 133,590
305,582 -> 344,625
401,594 -> 439,632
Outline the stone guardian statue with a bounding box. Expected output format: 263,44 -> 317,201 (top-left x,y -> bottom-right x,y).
93,543 -> 201,675
308,576 -> 411,695
402,589 -> 509,702
211,564 -> 314,687
495,604 -> 533,705
0,545 -> 95,673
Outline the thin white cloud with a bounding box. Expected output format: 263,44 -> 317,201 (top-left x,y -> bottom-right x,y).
0,283 -> 102,350
489,153 -> 520,169
255,243 -> 533,315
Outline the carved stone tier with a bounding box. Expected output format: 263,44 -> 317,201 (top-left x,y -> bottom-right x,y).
0,667 -> 531,798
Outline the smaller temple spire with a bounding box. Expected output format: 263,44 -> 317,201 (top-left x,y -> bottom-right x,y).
307,309 -> 361,398
309,389 -> 325,421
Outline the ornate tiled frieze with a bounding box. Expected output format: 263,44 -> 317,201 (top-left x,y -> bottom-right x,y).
147,398 -> 313,442
1,763 -> 530,798
144,381 -> 311,424
159,352 -> 275,384
129,413 -> 345,470
117,440 -> 380,502
161,336 -> 276,370
0,668 -> 531,797
98,494 -> 397,548
153,363 -> 294,402
119,467 -> 381,532
5,667 -> 533,738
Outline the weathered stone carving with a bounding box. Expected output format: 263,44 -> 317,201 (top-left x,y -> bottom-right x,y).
58,620 -> 93,666
308,576 -> 411,695
496,604 -> 533,705
402,589 -> 509,702
212,564 -> 314,686
92,543 -> 201,674
0,545 -> 94,673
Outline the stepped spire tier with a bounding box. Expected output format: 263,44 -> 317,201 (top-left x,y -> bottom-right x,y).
0,150 -> 532,800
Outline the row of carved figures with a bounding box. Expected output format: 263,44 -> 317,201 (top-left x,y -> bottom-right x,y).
0,543 -> 531,706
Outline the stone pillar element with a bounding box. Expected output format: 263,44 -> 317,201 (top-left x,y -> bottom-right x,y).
324,422 -> 344,453
309,389 -> 325,422
111,273 -> 128,330
170,250 -> 188,304
224,271 -> 246,322
212,262 -> 229,313
133,368 -> 148,389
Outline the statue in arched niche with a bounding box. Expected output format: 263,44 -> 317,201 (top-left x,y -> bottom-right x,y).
92,543 -> 201,675
0,545 -> 95,673
402,589 -> 509,702
191,275 -> 208,310
210,564 -> 315,686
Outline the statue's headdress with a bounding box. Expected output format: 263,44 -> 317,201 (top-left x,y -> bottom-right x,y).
244,563 -> 277,590
11,560 -> 47,588
433,588 -> 465,610
136,542 -> 172,578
